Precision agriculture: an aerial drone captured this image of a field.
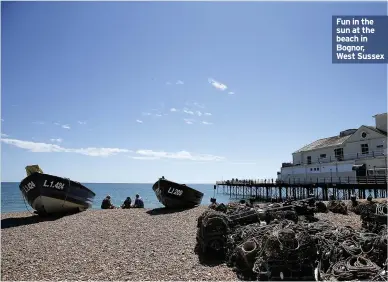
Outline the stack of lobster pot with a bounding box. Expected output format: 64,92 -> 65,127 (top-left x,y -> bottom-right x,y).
361,203 -> 388,233
252,227 -> 317,281
196,208 -> 261,255
196,210 -> 231,254
327,200 -> 348,214
228,209 -> 261,228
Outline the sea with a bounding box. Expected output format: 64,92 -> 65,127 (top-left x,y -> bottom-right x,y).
3,182 -> 378,213
1,182 -> 239,213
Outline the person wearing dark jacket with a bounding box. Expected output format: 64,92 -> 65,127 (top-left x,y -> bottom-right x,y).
133,194 -> 144,208
101,195 -> 115,209
121,197 -> 132,209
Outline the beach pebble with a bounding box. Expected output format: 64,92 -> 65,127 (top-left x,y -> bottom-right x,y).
1,207 -> 237,281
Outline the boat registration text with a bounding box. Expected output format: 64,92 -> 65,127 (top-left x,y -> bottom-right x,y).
22,181 -> 36,193
43,180 -> 65,190
167,187 -> 183,197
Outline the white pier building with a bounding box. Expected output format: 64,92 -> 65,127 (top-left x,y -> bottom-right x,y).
278,113 -> 387,183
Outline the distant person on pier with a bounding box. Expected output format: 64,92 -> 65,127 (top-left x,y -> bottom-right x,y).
101,195 -> 115,209
121,197 -> 132,209
133,194 -> 144,208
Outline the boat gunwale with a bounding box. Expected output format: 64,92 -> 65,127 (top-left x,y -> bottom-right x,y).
153,179 -> 204,196
19,172 -> 96,196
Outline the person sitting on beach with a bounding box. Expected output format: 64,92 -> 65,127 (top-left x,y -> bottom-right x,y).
101,195 -> 115,209
121,197 -> 132,209
133,194 -> 144,208
209,198 -> 217,209
246,198 -> 254,208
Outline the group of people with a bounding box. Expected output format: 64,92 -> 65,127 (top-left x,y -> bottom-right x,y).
101,194 -> 144,209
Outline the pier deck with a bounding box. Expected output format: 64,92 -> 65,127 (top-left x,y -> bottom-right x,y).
215,176 -> 387,202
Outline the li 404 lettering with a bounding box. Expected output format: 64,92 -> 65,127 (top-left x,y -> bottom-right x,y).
43,180 -> 65,190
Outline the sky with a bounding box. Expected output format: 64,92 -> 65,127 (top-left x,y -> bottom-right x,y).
1,1 -> 387,183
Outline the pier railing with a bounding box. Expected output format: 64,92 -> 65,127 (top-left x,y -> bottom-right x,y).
216,175 -> 388,186
284,149 -> 386,167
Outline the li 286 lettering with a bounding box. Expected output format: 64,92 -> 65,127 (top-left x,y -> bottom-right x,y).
167,187 -> 183,197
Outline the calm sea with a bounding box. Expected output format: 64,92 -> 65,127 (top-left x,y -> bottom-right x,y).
1,182 -> 238,213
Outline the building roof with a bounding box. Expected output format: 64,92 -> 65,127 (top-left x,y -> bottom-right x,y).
372,113 -> 387,117
364,125 -> 387,136
293,135 -> 351,154
293,125 -> 387,154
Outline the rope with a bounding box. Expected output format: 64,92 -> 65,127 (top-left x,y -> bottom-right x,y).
341,240 -> 361,256
359,233 -> 379,255
20,191 -> 35,215
346,256 -> 381,277
39,179 -> 47,215
62,178 -> 71,208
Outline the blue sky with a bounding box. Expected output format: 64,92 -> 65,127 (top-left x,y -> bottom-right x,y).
1,1 -> 387,183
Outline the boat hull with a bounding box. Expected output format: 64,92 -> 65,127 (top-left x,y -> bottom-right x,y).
152,178 -> 204,208
19,173 -> 95,215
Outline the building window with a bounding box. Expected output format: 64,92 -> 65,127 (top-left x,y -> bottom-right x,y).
317,167 -> 319,171
334,148 -> 344,161
307,156 -> 311,164
377,145 -> 383,148
361,144 -> 369,155
310,168 -> 313,171
320,154 -> 326,158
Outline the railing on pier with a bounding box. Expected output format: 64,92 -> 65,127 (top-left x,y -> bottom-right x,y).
285,149 -> 386,167
216,175 -> 388,186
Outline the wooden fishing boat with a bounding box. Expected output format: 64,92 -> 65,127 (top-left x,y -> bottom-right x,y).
19,165 -> 96,215
152,177 -> 204,208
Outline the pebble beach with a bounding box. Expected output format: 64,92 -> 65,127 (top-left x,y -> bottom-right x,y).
1,206 -> 238,281
1,205 -> 368,281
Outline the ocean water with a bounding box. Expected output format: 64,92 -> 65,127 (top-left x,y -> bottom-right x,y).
4,182 -> 378,213
1,182 -> 236,213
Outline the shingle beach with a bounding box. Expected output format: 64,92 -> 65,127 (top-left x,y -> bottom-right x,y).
1,205 -> 367,281
1,206 -> 238,281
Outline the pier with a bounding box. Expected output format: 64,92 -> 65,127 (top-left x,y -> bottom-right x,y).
215,176 -> 388,202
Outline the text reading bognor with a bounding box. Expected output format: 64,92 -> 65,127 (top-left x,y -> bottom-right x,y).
337,45 -> 365,52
